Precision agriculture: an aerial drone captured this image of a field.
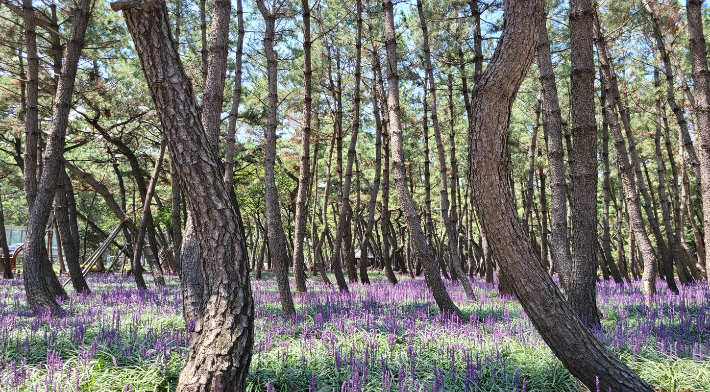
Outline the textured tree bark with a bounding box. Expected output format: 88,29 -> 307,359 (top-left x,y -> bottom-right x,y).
416,0 -> 474,300
599,94 -> 623,285
55,170 -> 90,293
686,0 -> 710,284
0,193 -> 14,279
112,1 -> 255,389
22,0 -> 40,211
201,0 -> 230,154
291,0 -> 312,294
255,0 -> 297,315
468,1 -> 653,390
568,0 -> 600,326
537,14 -> 571,287
383,0 -> 461,317
23,0 -> 90,311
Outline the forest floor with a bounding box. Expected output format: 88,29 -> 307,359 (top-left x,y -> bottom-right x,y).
0,272 -> 708,391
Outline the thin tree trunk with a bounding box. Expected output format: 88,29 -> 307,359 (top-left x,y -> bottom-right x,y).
599,87 -> 623,284
224,0 -> 244,189
595,24 -> 659,296
537,13 -> 571,287
170,157 -> 183,275
255,0 -> 296,315
644,0 -> 702,183
0,193 -> 14,279
417,0 -> 474,300
132,141 -> 167,289
55,170 -> 90,293
383,0 -> 461,317
328,0 -> 363,289
291,0 -> 312,294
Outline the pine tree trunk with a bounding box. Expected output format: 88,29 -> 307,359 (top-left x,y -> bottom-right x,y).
291,0 -> 313,294
537,14 -> 571,287
112,1 -> 255,389
643,1 -> 701,183
328,0 -> 364,289
417,0 -> 474,300
55,170 -> 90,293
596,27 -> 659,296
568,0 -> 600,326
469,1 -> 653,390
686,0 -> 710,284
383,0 -> 461,317
0,193 -> 14,279
23,0 -> 90,311
132,141 -> 167,288
255,0 -> 296,315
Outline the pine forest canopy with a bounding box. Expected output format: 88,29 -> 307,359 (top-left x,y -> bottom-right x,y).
0,0 -> 709,391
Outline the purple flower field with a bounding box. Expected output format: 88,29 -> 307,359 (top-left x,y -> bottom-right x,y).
0,273 -> 708,391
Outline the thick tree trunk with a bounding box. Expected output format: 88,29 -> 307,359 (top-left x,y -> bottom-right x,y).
537,14 -> 571,287
416,0 -> 474,300
291,0 -> 312,294
568,0 -> 600,326
686,0 -> 710,284
55,170 -> 90,293
112,1 -> 255,390
383,0 -> 461,317
255,0 -> 297,315
468,1 -> 653,390
23,0 -> 90,311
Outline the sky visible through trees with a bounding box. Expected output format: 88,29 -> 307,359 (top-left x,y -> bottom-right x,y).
0,0 -> 710,391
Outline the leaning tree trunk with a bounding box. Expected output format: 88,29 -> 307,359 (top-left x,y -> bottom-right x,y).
468,1 -> 653,390
537,13 -> 571,287
291,0 -> 312,294
686,0 -> 710,284
132,141 -> 167,289
328,0 -> 364,290
256,0 -> 296,315
567,0 -> 600,326
382,0 -> 461,318
416,0 -> 474,300
595,26 -> 659,296
644,0 -> 702,183
55,170 -> 90,293
112,1 -> 255,390
23,0 -> 90,311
